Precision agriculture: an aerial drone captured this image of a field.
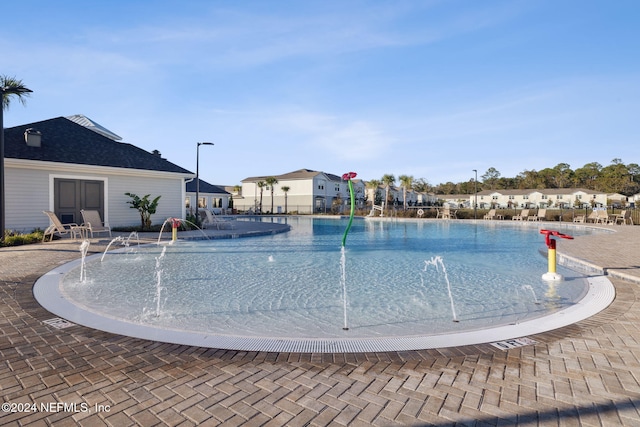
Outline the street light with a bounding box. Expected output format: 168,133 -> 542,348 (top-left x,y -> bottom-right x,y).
472,169 -> 478,220
195,142 -> 214,224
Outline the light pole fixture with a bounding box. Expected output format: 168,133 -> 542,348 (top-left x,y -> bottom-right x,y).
195,142 -> 214,223
472,169 -> 478,220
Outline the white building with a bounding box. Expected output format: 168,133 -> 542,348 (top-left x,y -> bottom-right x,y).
235,169 -> 366,214
4,116 -> 193,233
364,185 -> 437,208
185,179 -> 231,215
475,188 -> 608,209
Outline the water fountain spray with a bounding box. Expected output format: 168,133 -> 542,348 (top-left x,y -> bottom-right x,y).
79,240 -> 90,282
154,246 -> 167,316
424,256 -> 459,322
157,217 -> 208,244
340,171 -> 357,330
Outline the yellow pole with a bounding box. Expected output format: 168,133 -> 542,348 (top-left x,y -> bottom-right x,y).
171,218 -> 178,241
548,247 -> 556,274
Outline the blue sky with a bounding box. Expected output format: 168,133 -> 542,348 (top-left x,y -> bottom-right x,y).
3,0 -> 639,186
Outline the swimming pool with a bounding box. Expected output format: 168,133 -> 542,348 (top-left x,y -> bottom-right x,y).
34,217 -> 614,352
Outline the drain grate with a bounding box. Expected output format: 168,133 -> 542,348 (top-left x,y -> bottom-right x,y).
490,337 -> 537,350
43,317 -> 76,329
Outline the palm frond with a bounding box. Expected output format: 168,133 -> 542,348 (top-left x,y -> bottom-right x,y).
1,75 -> 32,110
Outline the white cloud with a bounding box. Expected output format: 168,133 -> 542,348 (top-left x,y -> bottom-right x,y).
311,120 -> 393,160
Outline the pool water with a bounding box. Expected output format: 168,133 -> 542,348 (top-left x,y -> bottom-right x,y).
59,217 -> 599,339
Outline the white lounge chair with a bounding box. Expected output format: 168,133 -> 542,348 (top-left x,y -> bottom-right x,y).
528,209 -> 546,221
199,209 -> 236,230
483,209 -> 503,220
594,210 -> 611,224
612,210 -> 633,225
512,209 -> 529,221
437,207 -> 457,219
42,210 -> 85,241
81,209 -> 112,238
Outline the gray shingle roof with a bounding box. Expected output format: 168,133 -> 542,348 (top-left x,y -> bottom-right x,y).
476,188 -> 599,196
186,178 -> 229,194
242,168 -> 344,182
4,116 -> 193,175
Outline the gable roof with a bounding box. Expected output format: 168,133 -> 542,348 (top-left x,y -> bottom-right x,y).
242,168 -> 319,182
476,188 -> 603,196
186,178 -> 230,194
4,117 -> 193,175
241,168 -> 345,183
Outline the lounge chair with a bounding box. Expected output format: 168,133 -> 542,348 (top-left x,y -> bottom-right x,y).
528,209 -> 546,221
594,210 -> 611,224
80,209 -> 112,238
573,214 -> 586,223
42,210 -> 85,241
483,209 -> 503,220
586,210 -> 599,223
199,209 -> 236,230
436,206 -> 457,219
612,210 -> 633,225
512,209 -> 529,221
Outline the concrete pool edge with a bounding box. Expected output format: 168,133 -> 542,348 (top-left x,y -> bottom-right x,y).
33,252 -> 615,353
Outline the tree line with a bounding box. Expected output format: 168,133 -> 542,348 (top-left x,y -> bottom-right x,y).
406,159 -> 639,196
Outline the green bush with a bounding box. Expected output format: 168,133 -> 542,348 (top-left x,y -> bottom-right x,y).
1,229 -> 45,247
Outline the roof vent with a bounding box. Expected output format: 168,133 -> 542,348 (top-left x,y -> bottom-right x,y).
152,149 -> 162,158
24,128 -> 42,147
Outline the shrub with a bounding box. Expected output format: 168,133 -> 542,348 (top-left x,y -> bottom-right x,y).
1,229 -> 44,247
125,192 -> 161,230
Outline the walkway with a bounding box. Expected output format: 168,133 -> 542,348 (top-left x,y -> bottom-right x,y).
1,219 -> 640,426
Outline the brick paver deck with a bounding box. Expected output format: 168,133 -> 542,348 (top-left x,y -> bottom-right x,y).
1,219 -> 640,426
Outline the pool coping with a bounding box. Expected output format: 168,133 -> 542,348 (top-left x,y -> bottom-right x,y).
34,249 -> 615,354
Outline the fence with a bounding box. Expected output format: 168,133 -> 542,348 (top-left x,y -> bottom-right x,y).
232,205 -> 639,224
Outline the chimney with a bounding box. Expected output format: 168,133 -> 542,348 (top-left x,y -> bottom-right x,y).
24,128 -> 42,147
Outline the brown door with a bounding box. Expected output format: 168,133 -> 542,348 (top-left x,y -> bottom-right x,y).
54,178 -> 104,224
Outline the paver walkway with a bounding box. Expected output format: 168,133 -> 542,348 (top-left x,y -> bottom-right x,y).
1,219 -> 640,426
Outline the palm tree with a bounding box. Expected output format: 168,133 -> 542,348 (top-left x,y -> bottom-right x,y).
256,181 -> 265,214
265,176 -> 278,214
381,174 -> 396,211
399,175 -> 413,210
1,75 -> 32,241
281,186 -> 290,214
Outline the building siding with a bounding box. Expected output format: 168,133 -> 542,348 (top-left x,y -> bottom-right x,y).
108,175 -> 184,228
5,167 -> 51,232
6,160 -> 187,232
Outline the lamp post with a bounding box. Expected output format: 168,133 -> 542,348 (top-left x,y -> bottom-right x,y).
1,81 -> 32,242
195,142 -> 214,224
472,169 -> 478,220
